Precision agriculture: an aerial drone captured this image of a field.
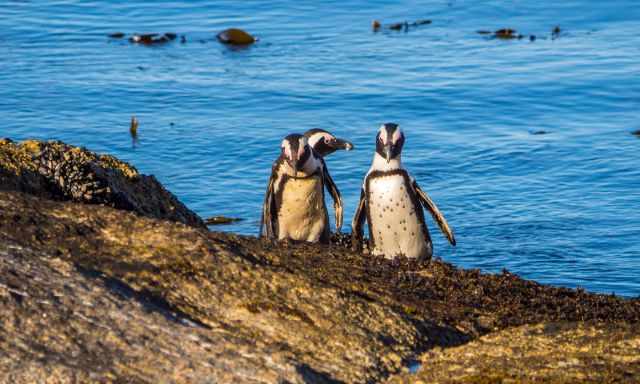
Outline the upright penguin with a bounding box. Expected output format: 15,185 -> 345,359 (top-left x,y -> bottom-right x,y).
260,133 -> 343,243
351,123 -> 456,261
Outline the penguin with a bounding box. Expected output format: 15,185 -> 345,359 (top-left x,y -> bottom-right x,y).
303,128 -> 354,157
351,123 -> 456,261
260,133 -> 343,243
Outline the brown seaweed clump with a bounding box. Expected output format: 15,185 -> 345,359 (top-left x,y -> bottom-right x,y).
129,33 -> 178,45
217,28 -> 256,45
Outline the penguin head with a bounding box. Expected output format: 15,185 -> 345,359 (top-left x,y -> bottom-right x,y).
376,123 -> 404,163
281,133 -> 311,176
304,128 -> 354,157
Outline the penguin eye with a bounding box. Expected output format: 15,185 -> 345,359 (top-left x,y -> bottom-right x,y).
324,137 -> 330,144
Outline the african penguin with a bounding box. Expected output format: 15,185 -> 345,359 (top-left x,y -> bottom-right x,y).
304,128 -> 354,157
260,133 -> 344,243
351,123 -> 456,261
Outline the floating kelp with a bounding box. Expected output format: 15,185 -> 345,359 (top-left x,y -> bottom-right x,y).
373,19 -> 432,32
478,26 -> 567,42
129,116 -> 138,139
494,28 -> 520,39
216,28 -> 256,45
129,33 -> 178,45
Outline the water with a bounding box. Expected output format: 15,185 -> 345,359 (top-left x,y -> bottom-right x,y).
1,1 -> 639,296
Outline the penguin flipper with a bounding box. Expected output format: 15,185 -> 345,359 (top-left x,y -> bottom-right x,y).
260,163 -> 279,239
413,181 -> 456,246
321,159 -> 343,232
351,187 -> 367,251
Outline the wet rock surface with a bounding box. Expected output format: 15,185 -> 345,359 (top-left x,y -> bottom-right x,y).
0,139 -> 205,228
1,189 -> 639,382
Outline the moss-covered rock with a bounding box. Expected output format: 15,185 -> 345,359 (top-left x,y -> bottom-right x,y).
0,139 -> 205,228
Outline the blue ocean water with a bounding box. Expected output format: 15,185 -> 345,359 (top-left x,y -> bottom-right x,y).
1,1 -> 639,296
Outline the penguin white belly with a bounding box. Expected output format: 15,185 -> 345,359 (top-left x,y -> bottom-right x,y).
277,176 -> 328,242
367,175 -> 431,259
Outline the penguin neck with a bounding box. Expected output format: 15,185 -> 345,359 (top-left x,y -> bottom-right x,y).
370,152 -> 402,172
284,152 -> 321,177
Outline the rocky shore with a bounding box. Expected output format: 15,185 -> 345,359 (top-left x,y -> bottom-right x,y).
1,139 -> 639,383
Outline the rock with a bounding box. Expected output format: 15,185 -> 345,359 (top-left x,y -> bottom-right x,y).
0,139 -> 205,228
204,215 -> 243,225
2,144 -> 640,382
217,28 -> 256,45
0,191 -> 428,383
2,188 -> 640,382
387,322 -> 640,383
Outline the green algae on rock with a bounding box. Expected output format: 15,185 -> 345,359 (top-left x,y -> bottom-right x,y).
0,138 -> 205,228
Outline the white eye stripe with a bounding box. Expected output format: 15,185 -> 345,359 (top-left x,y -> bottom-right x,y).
378,125 -> 387,142
392,128 -> 402,143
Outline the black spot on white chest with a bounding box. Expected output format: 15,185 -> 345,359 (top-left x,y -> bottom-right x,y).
368,175 -> 418,226
366,174 -> 429,258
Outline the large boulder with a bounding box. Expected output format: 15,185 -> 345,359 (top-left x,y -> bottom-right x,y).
1,190 -> 640,383
0,139 -> 205,228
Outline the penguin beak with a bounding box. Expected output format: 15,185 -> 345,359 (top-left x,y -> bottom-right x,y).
384,144 -> 392,163
332,138 -> 354,151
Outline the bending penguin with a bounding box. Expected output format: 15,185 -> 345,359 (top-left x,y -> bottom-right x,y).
260,133 -> 346,243
351,123 -> 456,261
303,128 -> 354,157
